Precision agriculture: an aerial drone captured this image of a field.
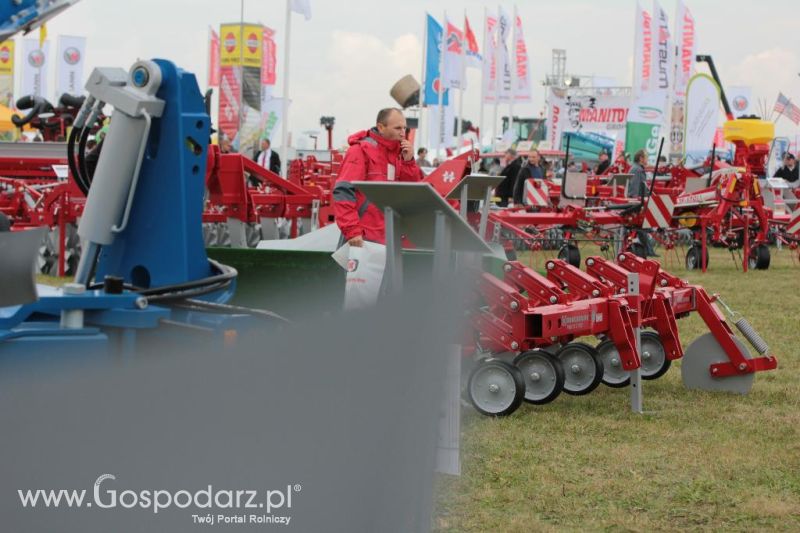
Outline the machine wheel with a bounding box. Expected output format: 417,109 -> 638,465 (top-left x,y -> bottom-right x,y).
467,359 -> 525,416
630,242 -> 647,259
512,349 -> 565,404
685,244 -> 709,270
555,342 -> 604,395
640,331 -> 671,380
558,244 -> 581,268
748,244 -> 770,270
681,332 -> 754,394
596,339 -> 630,388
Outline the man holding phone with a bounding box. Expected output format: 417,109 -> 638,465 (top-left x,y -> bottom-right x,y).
333,108 -> 424,247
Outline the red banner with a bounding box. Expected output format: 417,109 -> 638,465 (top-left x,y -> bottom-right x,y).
208,28 -> 220,87
261,27 -> 276,85
218,65 -> 240,141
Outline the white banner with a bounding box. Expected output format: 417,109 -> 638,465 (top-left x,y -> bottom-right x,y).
482,11 -> 497,103
428,102 -> 454,150
684,74 -> 721,165
651,1 -> 672,98
496,6 -> 512,102
443,17 -> 465,90
547,89 -> 631,150
21,39 -> 49,99
511,8 -> 532,102
673,0 -> 695,99
56,35 -> 86,99
260,94 -> 286,146
727,86 -> 753,118
632,2 -> 653,96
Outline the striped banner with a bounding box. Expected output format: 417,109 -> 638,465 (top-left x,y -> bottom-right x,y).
524,180 -> 549,207
642,194 -> 675,229
788,208 -> 800,235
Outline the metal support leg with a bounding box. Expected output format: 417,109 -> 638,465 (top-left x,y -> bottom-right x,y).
433,210 -> 452,281
259,217 -> 279,240
383,206 -> 403,294
478,186 -> 493,240
459,184 -> 469,218
628,272 -> 643,414
226,217 -> 248,248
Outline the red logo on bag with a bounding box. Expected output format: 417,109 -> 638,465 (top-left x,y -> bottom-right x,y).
347,259 -> 359,272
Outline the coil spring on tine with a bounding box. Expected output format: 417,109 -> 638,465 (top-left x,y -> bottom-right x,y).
734,318 -> 769,355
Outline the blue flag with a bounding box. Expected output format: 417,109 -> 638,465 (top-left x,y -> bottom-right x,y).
424,14 -> 449,106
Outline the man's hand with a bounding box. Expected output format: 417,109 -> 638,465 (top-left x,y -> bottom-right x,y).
348,235 -> 364,247
400,139 -> 413,161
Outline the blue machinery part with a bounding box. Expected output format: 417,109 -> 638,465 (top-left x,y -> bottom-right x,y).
0,59 -> 279,359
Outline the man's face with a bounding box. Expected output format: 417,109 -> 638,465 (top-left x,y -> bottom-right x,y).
420,149 -> 427,159
261,140 -> 269,151
600,152 -> 608,161
530,151 -> 541,165
377,111 -> 407,141
785,156 -> 795,168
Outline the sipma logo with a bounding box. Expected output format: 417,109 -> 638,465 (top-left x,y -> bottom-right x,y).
732,95 -> 748,112
224,32 -> 237,53
63,46 -> 81,65
28,49 -> 45,68
0,46 -> 10,64
637,106 -> 662,121
346,259 -> 359,272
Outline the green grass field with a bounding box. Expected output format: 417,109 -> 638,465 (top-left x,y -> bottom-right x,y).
435,244 -> 800,532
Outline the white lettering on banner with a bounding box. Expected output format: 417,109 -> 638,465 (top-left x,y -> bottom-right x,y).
641,10 -> 652,92
680,13 -> 695,85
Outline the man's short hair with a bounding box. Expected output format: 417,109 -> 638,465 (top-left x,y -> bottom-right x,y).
784,152 -> 796,160
417,147 -> 427,156
505,148 -> 517,157
634,149 -> 648,164
262,138 -> 270,145
376,107 -> 403,125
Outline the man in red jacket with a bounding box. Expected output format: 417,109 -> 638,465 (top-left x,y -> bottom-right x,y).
333,108 -> 424,246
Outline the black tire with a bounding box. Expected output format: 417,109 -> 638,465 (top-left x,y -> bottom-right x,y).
467,359 -> 525,417
748,243 -> 770,270
512,349 -> 565,405
555,342 -> 604,395
630,242 -> 647,259
596,339 -> 630,388
558,244 -> 581,268
640,331 -> 672,380
685,244 -> 709,270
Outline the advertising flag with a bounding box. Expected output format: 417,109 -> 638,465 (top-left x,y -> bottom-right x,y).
632,2 -> 653,96
262,27 -> 277,86
208,28 -> 220,87
651,0 -> 672,97
55,35 -> 86,98
424,14 -> 449,106
464,16 -> 481,68
512,10 -> 532,102
684,73 -> 721,165
496,6 -> 512,102
482,11 -> 498,103
444,17 -> 465,90
21,39 -> 49,99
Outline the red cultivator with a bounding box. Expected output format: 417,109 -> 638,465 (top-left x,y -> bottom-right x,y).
465,252 -> 778,416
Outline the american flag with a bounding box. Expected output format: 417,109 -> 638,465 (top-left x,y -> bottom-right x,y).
774,92 -> 800,125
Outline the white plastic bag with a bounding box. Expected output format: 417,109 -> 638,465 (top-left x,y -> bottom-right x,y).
332,241 -> 386,310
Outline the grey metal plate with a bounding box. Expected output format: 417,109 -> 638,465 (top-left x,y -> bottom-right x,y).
354,182 -> 491,253
446,174 -> 505,200
0,141 -> 68,160
0,227 -> 46,307
681,332 -> 754,394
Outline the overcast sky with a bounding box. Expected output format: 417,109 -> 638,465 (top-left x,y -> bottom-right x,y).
38,0 -> 800,149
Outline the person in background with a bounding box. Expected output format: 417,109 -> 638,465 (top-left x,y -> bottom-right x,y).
513,149 -> 544,205
495,148 -> 522,206
627,149 -> 648,199
488,157 -> 502,175
594,150 -> 610,175
773,152 -> 798,184
416,147 -> 432,167
432,158 -> 441,167
253,138 -> 281,175
219,135 -> 235,154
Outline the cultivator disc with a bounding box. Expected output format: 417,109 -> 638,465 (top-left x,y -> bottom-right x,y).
681,333 -> 754,394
